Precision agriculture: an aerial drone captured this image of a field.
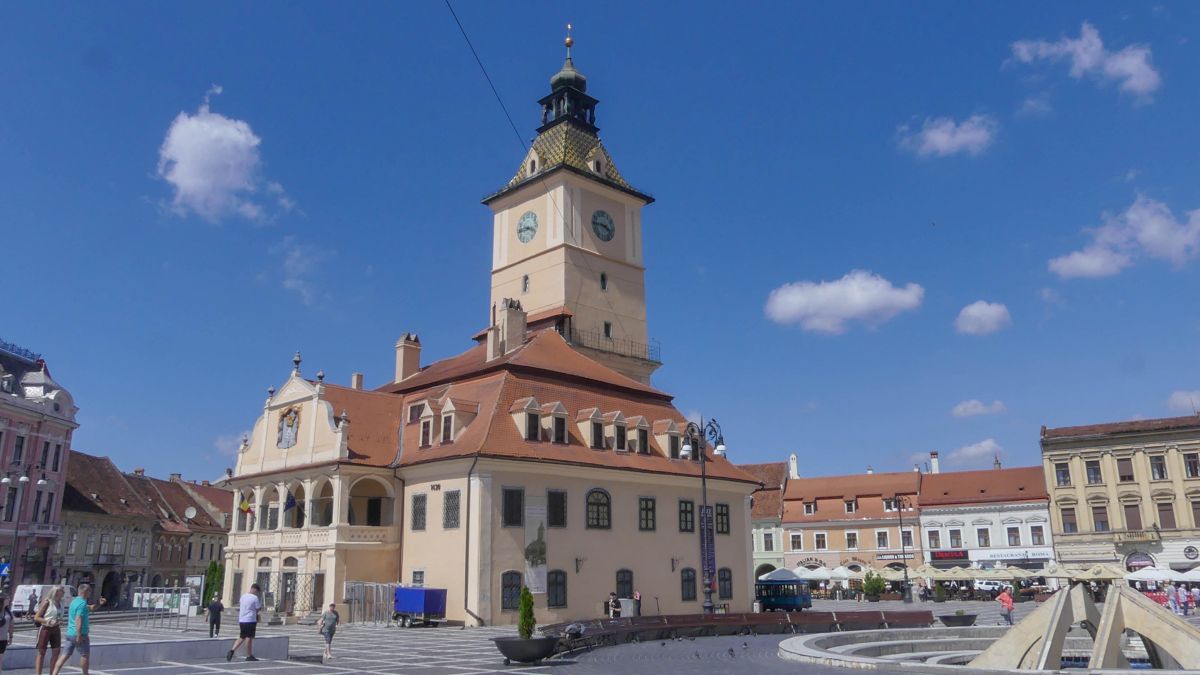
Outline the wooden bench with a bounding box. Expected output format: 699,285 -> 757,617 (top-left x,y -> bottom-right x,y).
832,610 -> 886,631
786,611 -> 838,634
881,610 -> 934,628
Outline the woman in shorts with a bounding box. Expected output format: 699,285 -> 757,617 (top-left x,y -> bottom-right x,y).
0,594 -> 14,673
318,603 -> 339,660
33,587 -> 65,675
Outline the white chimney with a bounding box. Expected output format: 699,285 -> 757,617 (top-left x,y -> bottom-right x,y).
913,464 -> 920,472
487,299 -> 527,360
350,372 -> 364,390
788,453 -> 799,480
930,451 -> 940,474
867,466 -> 874,475
394,333 -> 421,383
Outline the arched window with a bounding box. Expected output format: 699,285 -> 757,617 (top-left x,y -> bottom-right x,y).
586,489 -> 611,529
718,568 -> 733,600
348,477 -> 394,527
522,275 -> 530,294
501,571 -> 522,611
681,567 -> 697,601
599,273 -> 608,291
615,569 -> 633,598
283,557 -> 299,568
258,557 -> 272,568
547,570 -> 567,608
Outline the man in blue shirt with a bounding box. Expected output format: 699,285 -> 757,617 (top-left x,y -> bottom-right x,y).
51,583 -> 105,675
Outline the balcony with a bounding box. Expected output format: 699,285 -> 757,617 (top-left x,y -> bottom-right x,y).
95,553 -> 124,565
227,527 -> 371,550
1113,529 -> 1160,544
567,327 -> 661,363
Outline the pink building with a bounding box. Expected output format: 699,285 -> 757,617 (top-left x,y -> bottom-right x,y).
0,340 -> 77,585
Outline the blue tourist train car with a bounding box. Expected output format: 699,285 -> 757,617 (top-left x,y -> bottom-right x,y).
755,579 -> 813,612
393,586 -> 448,627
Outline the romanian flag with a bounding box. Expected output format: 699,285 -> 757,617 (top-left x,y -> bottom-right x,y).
239,497 -> 251,513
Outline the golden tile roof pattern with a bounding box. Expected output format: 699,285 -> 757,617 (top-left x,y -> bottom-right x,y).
491,123 -> 648,201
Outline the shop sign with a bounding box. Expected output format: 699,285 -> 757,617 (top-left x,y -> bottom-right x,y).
1184,546 -> 1199,561
876,553 -> 915,561
930,550 -> 969,560
1124,551 -> 1155,570
971,548 -> 1053,561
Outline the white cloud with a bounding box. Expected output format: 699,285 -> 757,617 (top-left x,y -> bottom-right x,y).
1011,22 -> 1161,100
1167,390 -> 1200,413
157,86 -> 292,222
765,270 -> 924,334
1038,287 -> 1063,304
951,399 -> 1007,417
954,301 -> 1012,335
273,236 -> 327,305
1017,93 -> 1053,117
213,430 -> 251,456
898,115 -> 997,157
948,438 -> 1003,466
1049,196 -> 1200,279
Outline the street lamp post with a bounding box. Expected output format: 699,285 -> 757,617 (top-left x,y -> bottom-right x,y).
1,464 -> 48,588
894,493 -> 913,603
681,418 -> 726,615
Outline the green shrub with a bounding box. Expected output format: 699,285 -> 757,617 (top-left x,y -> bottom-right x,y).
955,609 -> 965,616
862,572 -> 886,597
517,587 -> 536,640
935,584 -> 946,601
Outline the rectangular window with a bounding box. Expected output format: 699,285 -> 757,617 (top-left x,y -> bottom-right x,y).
790,533 -> 802,550
100,534 -> 110,555
678,500 -> 694,532
32,491 -> 43,528
525,413 -> 540,441
411,494 -> 427,531
501,572 -> 521,611
441,415 -> 453,443
603,321 -> 613,339
615,426 -> 626,451
1123,503 -> 1142,530
1150,455 -> 1168,481
845,531 -> 858,550
1061,508 -> 1078,533
715,503 -> 730,534
1117,458 -> 1135,483
40,441 -> 49,467
52,444 -> 62,472
86,534 -> 96,555
548,490 -> 567,528
948,529 -> 961,549
814,533 -> 827,550
67,532 -> 77,554
1030,525 -> 1045,545
1091,505 -> 1110,532
1006,526 -> 1021,546
1192,501 -> 1200,528
763,532 -> 774,552
1185,453 -> 1200,479
669,435 -> 680,458
977,528 -> 991,548
13,436 -> 24,463
43,492 -> 54,522
680,568 -> 696,601
844,500 -> 857,514
876,530 -> 889,549
882,498 -> 896,512
901,529 -> 913,548
1086,460 -> 1103,484
1055,462 -> 1071,486
638,497 -> 656,531
1157,501 -> 1176,529
187,542 -> 193,559
443,490 -> 461,529
718,568 -> 733,600
502,488 -> 524,527
553,417 -> 567,444
548,570 -> 567,608
637,429 -> 648,454
420,421 -> 431,447
592,422 -> 605,449
928,530 -> 941,549
409,405 -> 422,423
412,570 -> 425,587
804,502 -> 816,515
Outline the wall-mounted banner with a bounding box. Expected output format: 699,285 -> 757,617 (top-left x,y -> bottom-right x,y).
524,493 -> 548,594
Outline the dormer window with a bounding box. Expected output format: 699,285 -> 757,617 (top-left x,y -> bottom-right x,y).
408,405 -> 422,424
637,429 -> 649,455
553,416 -> 567,444
600,273 -> 608,291
592,421 -> 604,449
420,420 -> 431,448
529,158 -> 537,173
522,275 -> 530,294
669,435 -> 680,459
525,413 -> 540,441
614,425 -> 627,451
844,500 -> 857,514
804,502 -> 816,515
441,415 -> 454,443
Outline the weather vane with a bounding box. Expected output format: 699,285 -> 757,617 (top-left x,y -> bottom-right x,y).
565,23 -> 573,56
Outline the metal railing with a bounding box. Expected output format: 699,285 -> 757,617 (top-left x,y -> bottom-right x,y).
344,581 -> 398,626
132,586 -> 190,631
567,328 -> 661,362
247,571 -> 322,617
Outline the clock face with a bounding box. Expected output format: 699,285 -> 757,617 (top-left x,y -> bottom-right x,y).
516,211 -> 538,243
591,210 -> 615,242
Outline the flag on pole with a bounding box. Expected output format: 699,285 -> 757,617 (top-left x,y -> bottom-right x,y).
284,492 -> 297,512
238,497 -> 251,513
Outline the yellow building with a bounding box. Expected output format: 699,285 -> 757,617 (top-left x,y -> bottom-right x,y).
1041,415 -> 1200,572
222,37 -> 758,625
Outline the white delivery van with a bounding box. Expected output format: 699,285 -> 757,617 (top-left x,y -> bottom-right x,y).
11,585 -> 77,617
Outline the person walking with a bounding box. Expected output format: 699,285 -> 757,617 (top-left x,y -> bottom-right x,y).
206,596 -> 225,638
996,586 -> 1014,626
227,584 -> 262,662
1176,584 -> 1190,616
606,592 -> 621,619
27,590 -> 38,620
0,594 -> 14,674
1167,583 -> 1180,615
1191,584 -> 1200,614
318,603 -> 339,660
51,583 -> 105,675
33,587 -> 65,675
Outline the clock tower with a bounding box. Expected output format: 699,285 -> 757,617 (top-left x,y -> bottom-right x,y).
482,31 -> 659,383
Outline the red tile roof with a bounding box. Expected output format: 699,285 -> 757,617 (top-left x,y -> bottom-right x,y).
123,473 -> 192,533
64,451 -> 158,519
1042,414 -> 1200,440
175,480 -> 235,517
740,462 -> 786,520
321,384 -> 404,466
919,466 -> 1047,507
782,471 -> 920,523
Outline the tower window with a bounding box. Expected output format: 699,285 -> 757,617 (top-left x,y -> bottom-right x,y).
529,159 -> 537,173
593,160 -> 603,173
603,321 -> 613,339
521,275 -> 530,294
600,273 -> 608,291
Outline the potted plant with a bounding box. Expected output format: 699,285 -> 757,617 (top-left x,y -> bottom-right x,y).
492,587 -> 559,666
938,608 -> 977,627
933,583 -> 947,603
863,572 -> 886,602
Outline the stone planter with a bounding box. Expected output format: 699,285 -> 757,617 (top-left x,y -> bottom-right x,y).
866,595 -> 880,603
938,614 -> 977,627
491,636 -> 559,666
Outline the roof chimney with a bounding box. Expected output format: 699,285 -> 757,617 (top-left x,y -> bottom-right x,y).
394,333 -> 421,383
913,464 -> 920,472
930,451 -> 940,474
487,299 -> 527,361
133,468 -> 145,476
201,480 -> 210,486
788,453 -> 799,480
170,473 -> 182,481
866,465 -> 874,475
351,372 -> 364,390
993,455 -> 1002,470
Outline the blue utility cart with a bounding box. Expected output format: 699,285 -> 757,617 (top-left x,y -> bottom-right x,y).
393,586 -> 448,627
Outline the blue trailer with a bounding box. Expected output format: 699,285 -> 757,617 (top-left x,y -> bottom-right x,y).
393,586 -> 448,627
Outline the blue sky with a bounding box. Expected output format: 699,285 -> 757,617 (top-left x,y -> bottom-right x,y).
3,2 -> 1199,480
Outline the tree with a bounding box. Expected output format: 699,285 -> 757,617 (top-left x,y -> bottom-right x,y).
202,561 -> 225,604
863,572 -> 886,598
517,586 -> 536,640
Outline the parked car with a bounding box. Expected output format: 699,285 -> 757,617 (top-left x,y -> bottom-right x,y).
11,585 -> 78,617
973,580 -> 1005,593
